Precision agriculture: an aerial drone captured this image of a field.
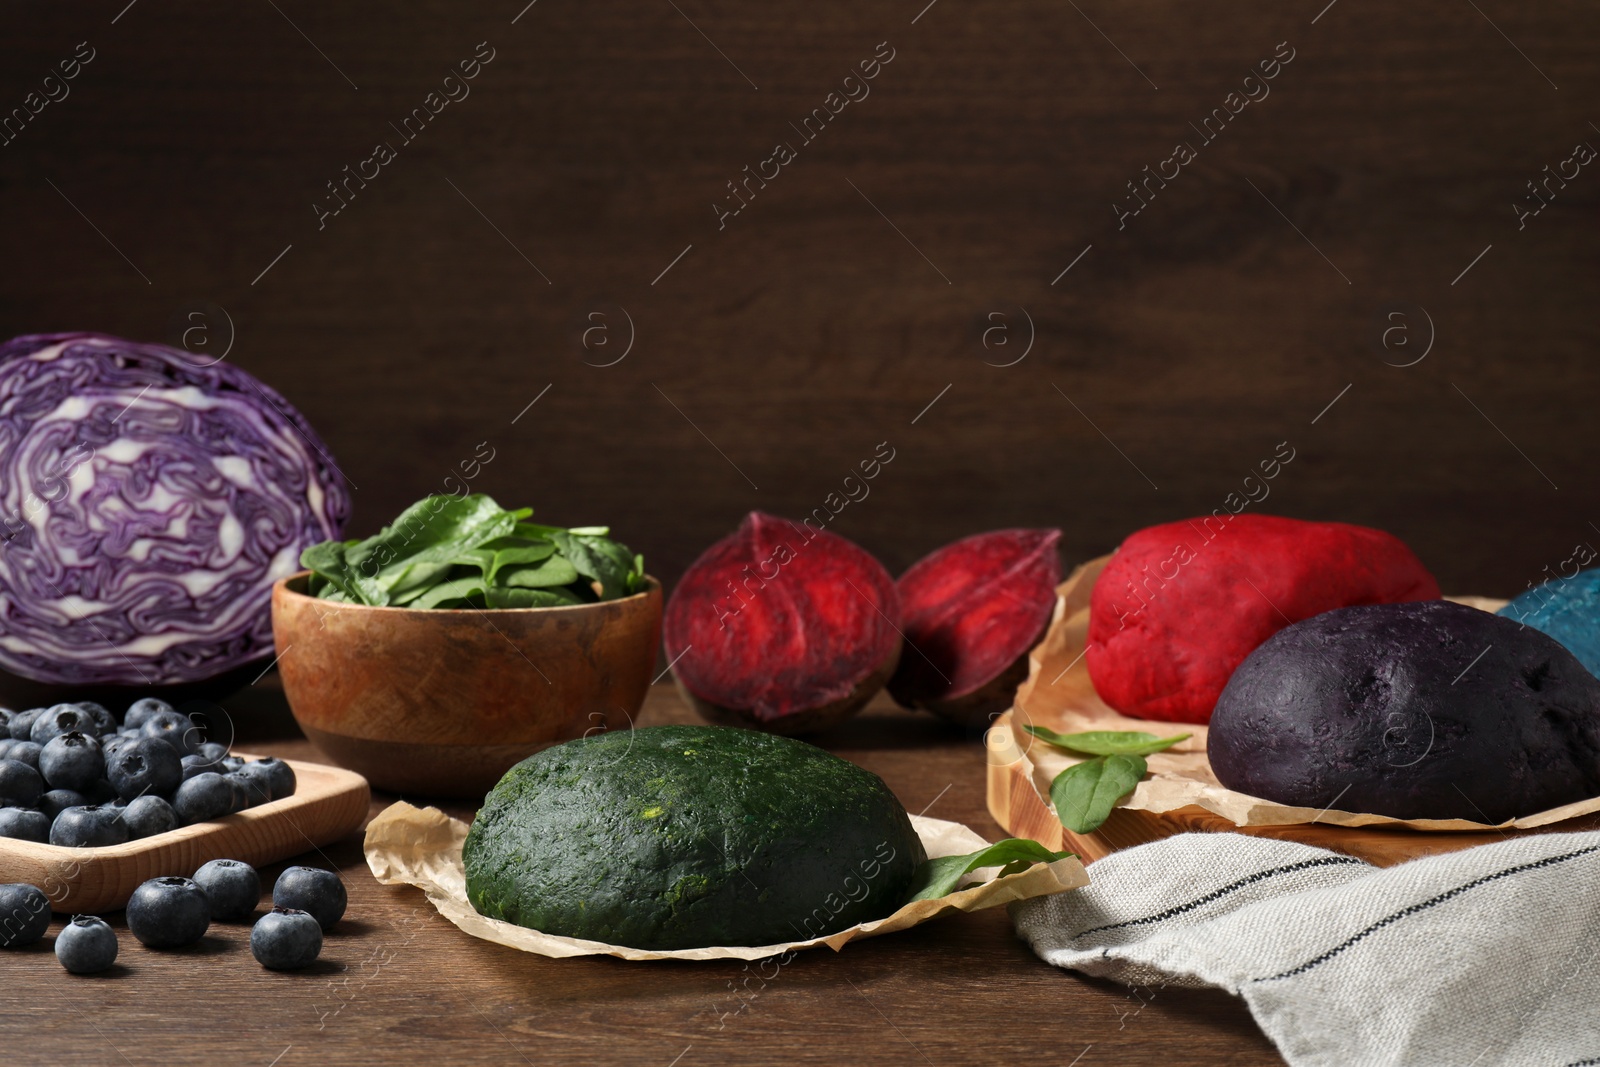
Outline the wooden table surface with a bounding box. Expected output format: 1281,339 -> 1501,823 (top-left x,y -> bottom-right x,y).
4,682 -> 1285,1067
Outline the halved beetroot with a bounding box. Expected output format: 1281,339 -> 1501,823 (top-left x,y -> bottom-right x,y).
663,512 -> 901,735
887,529 -> 1062,726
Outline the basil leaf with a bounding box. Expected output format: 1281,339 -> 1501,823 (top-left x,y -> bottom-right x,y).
907,838 -> 1075,902
1050,754 -> 1147,834
500,556 -> 580,588
1025,725 -> 1191,757
485,586 -> 584,609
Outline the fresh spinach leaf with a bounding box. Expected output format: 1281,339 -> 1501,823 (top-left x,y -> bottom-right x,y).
907,838 -> 1076,901
1024,726 -> 1191,758
1050,754 -> 1148,834
408,575 -> 488,610
344,494 -> 515,589
386,561 -> 455,603
500,556 -> 580,588
551,531 -> 630,599
484,586 -> 585,609
485,542 -> 557,585
301,493 -> 644,610
513,521 -> 568,540
300,541 -> 374,604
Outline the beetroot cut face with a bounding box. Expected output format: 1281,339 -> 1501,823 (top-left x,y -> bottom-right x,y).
663,512 -> 902,735
887,528 -> 1062,726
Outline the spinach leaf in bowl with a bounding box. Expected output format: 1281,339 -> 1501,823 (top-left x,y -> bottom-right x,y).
301,494 -> 645,609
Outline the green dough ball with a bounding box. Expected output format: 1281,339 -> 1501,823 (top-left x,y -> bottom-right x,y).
463,725 -> 925,949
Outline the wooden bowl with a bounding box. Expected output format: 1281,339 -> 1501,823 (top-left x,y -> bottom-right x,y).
271,573 -> 662,798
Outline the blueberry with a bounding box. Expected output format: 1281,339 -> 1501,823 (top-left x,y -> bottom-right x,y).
82,778 -> 118,804
40,787 -> 87,817
0,807 -> 49,842
4,741 -> 41,770
229,765 -> 272,805
0,883 -> 52,948
222,773 -> 256,811
139,710 -> 200,756
106,738 -> 182,802
250,907 -> 322,970
195,741 -> 229,764
126,876 -> 209,948
121,795 -> 178,839
180,754 -> 214,782
74,702 -> 117,735
272,867 -> 346,931
0,760 -> 43,807
220,755 -> 246,772
40,732 -> 105,793
7,708 -> 43,741
193,859 -> 261,921
39,788 -> 88,820
172,773 -> 234,825
49,804 -> 130,847
55,915 -> 118,973
31,704 -> 95,747
123,698 -> 175,731
239,758 -> 296,804
0,740 -> 11,761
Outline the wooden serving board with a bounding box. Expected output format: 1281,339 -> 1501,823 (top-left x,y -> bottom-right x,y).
986,715 -> 1600,867
0,754 -> 370,912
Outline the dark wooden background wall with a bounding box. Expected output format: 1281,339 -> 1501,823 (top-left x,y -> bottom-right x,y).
2,0 -> 1594,599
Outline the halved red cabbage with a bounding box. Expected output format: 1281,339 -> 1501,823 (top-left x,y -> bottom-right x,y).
0,333 -> 350,686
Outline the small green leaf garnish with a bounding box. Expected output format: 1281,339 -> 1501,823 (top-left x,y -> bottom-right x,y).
1024,725 -> 1191,757
907,838 -> 1075,902
1049,754 -> 1148,834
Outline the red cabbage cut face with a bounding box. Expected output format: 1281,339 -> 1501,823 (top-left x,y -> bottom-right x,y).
0,333 -> 350,686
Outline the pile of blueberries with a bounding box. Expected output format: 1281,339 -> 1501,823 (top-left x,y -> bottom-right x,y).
0,861 -> 345,972
0,698 -> 296,844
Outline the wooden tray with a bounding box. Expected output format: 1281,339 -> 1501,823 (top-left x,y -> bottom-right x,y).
986,714 -> 1600,867
0,754 -> 370,912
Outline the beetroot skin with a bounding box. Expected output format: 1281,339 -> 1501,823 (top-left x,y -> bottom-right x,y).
887,529 -> 1062,726
1086,515 -> 1440,724
663,512 -> 902,734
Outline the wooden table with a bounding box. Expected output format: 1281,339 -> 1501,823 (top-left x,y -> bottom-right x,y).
9,684 -> 1284,1066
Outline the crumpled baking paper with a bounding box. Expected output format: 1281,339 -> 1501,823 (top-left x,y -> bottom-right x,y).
364,801 -> 1089,961
1000,555 -> 1600,831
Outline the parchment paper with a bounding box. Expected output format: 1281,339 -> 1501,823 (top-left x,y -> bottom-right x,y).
1000,556 -> 1600,832
364,801 -> 1089,961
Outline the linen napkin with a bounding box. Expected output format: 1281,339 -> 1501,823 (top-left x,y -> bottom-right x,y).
1010,831 -> 1600,1066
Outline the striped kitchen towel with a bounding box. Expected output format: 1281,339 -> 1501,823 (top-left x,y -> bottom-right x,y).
1010,831 -> 1600,1066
